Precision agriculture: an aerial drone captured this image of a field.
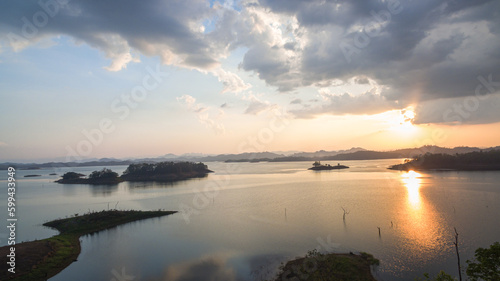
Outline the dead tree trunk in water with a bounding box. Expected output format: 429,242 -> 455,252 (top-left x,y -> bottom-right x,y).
453,227 -> 462,281
341,207 -> 349,222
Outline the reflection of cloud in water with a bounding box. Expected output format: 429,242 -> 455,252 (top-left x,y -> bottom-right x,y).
148,253 -> 289,281
247,253 -> 289,281
161,256 -> 241,281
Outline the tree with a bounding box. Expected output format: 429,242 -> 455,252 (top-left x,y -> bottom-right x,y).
88,168 -> 118,180
466,242 -> 500,281
313,161 -> 321,167
61,172 -> 84,180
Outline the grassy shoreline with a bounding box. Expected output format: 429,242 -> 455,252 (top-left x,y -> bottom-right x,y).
0,210 -> 176,281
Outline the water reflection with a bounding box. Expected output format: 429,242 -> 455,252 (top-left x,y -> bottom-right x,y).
89,184 -> 119,196
397,171 -> 448,261
402,171 -> 422,208
157,255 -> 243,281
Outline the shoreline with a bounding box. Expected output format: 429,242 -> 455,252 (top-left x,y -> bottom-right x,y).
274,250 -> 379,281
0,210 -> 176,281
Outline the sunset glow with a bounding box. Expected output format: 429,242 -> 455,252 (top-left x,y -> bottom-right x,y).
0,1 -> 498,162
402,170 -> 422,207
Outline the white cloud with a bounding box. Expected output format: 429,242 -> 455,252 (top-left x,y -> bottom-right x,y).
211,67 -> 251,94
177,95 -> 226,135
243,94 -> 279,115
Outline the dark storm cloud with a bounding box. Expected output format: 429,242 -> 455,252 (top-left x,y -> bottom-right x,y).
1,0 -> 499,122
291,89 -> 398,118
257,0 -> 500,101
0,0 -> 219,70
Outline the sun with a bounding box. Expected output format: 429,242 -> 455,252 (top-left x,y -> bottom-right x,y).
389,106 -> 417,133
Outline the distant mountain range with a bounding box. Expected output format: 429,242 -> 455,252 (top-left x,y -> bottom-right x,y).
1,145 -> 499,170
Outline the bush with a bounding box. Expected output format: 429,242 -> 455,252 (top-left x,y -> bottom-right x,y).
61,172 -> 84,180
88,168 -> 118,180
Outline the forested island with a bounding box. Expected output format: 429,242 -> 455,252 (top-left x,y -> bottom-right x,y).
121,161 -> 212,181
308,161 -> 349,170
389,150 -> 500,171
56,161 -> 212,184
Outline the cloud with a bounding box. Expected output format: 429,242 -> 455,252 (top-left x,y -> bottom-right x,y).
211,67 -> 251,94
0,0 -> 222,71
243,0 -> 500,110
290,98 -> 302,105
243,94 -> 278,115
413,93 -> 500,125
0,141 -> 7,147
177,95 -> 226,135
2,0 -> 499,123
291,88 -> 398,118
354,76 -> 370,85
162,256 -> 238,281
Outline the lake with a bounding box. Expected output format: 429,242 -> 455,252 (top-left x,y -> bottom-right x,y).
1,159 -> 499,280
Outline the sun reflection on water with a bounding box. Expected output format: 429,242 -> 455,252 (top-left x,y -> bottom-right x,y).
402,170 -> 422,208
396,170 -> 448,263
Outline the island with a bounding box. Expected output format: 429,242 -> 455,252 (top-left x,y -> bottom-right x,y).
0,210 -> 176,281
24,174 -> 42,177
55,169 -> 123,184
388,150 -> 500,171
308,161 -> 349,170
56,161 -> 213,185
121,161 -> 212,182
274,250 -> 379,281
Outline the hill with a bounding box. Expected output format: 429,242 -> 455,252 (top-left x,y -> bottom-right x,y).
2,146 -> 500,169
389,150 -> 500,171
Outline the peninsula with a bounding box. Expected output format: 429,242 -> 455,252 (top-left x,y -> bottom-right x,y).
0,210 -> 176,281
388,150 -> 500,171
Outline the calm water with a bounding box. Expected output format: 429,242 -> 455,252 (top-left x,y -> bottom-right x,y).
1,160 -> 499,281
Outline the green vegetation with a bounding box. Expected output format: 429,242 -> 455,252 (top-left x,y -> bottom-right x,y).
415,242 -> 500,281
0,210 -> 176,281
274,250 -> 378,281
466,242 -> 500,281
389,150 -> 500,171
88,168 -> 119,180
57,168 -> 122,184
308,161 -> 349,170
56,161 -> 213,185
61,171 -> 85,180
121,161 -> 212,182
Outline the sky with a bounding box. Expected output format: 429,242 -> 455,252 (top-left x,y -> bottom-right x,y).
0,0 -> 500,162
